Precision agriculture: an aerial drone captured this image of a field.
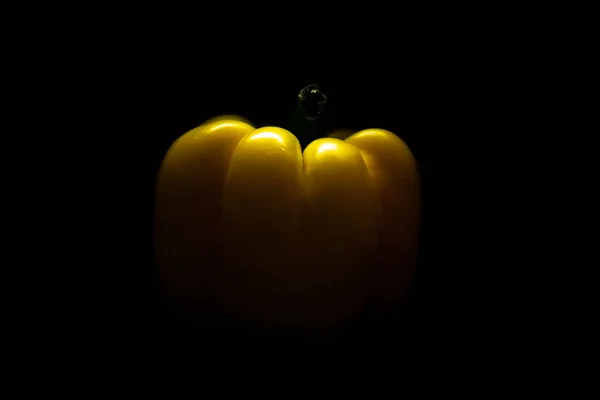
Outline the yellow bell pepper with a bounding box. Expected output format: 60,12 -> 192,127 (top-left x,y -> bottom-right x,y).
154,117 -> 420,331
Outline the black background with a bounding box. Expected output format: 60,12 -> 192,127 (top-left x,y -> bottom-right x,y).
7,5 -> 575,379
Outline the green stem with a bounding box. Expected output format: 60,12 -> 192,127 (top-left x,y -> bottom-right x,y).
288,84 -> 328,150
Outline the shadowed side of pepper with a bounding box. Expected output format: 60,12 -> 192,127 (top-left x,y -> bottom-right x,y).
154,120 -> 256,323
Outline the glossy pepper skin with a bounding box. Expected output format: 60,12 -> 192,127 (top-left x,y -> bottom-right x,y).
154,118 -> 420,331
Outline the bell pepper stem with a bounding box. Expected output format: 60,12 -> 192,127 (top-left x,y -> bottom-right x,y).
288,84 -> 328,150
